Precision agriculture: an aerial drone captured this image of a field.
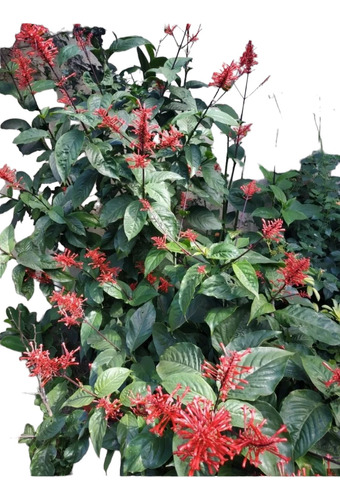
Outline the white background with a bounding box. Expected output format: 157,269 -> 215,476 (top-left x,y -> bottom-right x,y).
0,0 -> 339,497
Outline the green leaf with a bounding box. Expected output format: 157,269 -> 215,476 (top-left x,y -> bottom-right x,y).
275,305 -> 340,345
30,80 -> 56,93
149,202 -> 179,239
0,253 -> 10,278
129,281 -> 158,306
99,194 -> 133,226
207,242 -> 242,261
206,107 -> 238,126
94,367 -> 130,397
205,306 -> 238,335
126,301 -> 156,352
185,206 -> 222,232
1,118 -> 30,131
219,399 -> 263,428
62,386 -> 95,408
179,264 -> 204,317
64,437 -> 89,464
301,355 -> 339,396
144,248 -> 168,275
128,430 -> 173,469
281,208 -> 308,226
57,44 -> 80,65
228,347 -> 292,401
0,224 -> 15,254
184,144 -> 201,177
16,250 -> 41,270
30,446 -> 57,476
145,182 -> 173,207
251,207 -> 281,219
249,294 -> 275,323
280,390 -> 333,459
89,408 -> 107,456
252,401 -> 294,476
71,169 -> 98,208
80,310 -> 102,350
156,342 -> 204,379
12,264 -> 34,300
269,184 -> 287,204
36,415 -> 66,441
109,36 -> 153,53
162,372 -> 216,404
232,261 -> 259,298
123,199 -> 147,241
13,128 -> 49,144
55,129 -> 85,182
120,381 -> 149,407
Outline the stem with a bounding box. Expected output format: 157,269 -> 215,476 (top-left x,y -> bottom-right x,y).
83,319 -> 121,351
186,87 -> 222,144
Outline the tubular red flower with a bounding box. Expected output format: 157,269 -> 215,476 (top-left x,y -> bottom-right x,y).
209,61 -> 240,91
139,198 -> 151,211
11,49 -> 35,90
158,125 -> 183,151
73,24 -> 93,49
95,397 -> 122,421
158,277 -> 173,293
232,123 -> 252,143
129,100 -> 157,154
164,25 -> 177,36
20,341 -> 79,386
15,23 -> 58,66
239,41 -> 258,75
202,345 -> 252,401
53,248 -> 83,272
197,265 -> 206,274
235,406 -> 289,468
261,218 -> 285,243
126,153 -> 151,169
25,268 -> 52,284
84,247 -> 107,268
179,229 -> 198,242
130,384 -> 189,436
322,362 -> 340,387
151,235 -> 168,250
173,396 -> 236,476
50,288 -> 86,327
0,164 -> 25,190
94,107 -> 125,134
240,180 -> 261,199
277,252 -> 310,287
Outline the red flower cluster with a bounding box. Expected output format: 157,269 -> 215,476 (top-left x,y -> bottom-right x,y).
130,384 -> 189,437
173,397 -> 235,476
158,277 -> 173,293
209,60 -> 240,91
202,345 -> 252,401
129,101 -> 157,154
25,268 -> 52,284
235,407 -> 289,468
11,49 -> 35,90
84,247 -> 121,284
240,180 -> 261,199
179,229 -> 198,242
20,341 -> 80,386
323,362 -> 340,388
239,40 -> 258,75
232,123 -> 252,144
53,248 -> 83,272
261,218 -> 285,243
164,24 -> 177,36
73,24 -> 93,49
15,23 -> 58,66
94,107 -> 125,135
139,198 -> 151,211
95,396 -> 122,421
0,164 -> 24,190
277,252 -> 310,287
151,235 -> 168,250
50,288 -> 86,327
158,125 -> 183,151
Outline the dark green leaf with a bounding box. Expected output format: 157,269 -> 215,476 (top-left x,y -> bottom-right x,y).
124,200 -> 147,241
94,367 -> 130,397
89,408 -> 107,456
156,342 -> 204,379
55,129 -> 85,182
126,301 -> 156,352
13,128 -> 49,145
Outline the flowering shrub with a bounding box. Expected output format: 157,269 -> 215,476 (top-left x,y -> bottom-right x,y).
0,23 -> 340,476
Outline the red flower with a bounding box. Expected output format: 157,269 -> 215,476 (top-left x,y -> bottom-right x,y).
94,107 -> 125,134
25,268 -> 52,284
235,406 -> 289,468
180,191 -> 192,210
158,277 -> 173,293
202,345 -> 252,401
97,263 -> 121,285
239,41 -> 258,75
164,25 -> 177,36
158,125 -> 183,151
277,252 -> 310,287
84,247 -> 106,268
173,397 -> 235,476
232,123 -> 252,143
139,198 -> 151,211
197,265 -> 206,275
57,88 -> 76,108
240,180 -> 261,199
73,24 -> 93,49
11,49 -> 35,90
151,235 -> 167,250
15,24 -> 58,66
20,341 -> 79,386
146,273 -> 157,285
179,229 -> 198,242
130,384 -> 188,436
322,362 -> 340,388
0,164 -> 24,190
209,61 -> 240,91
129,100 -> 157,154
53,248 -> 83,272
261,218 -> 285,243
50,288 -> 86,327
95,397 -> 122,421
126,153 -> 150,169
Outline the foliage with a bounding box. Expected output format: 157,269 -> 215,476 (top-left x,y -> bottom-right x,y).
0,23 -> 339,477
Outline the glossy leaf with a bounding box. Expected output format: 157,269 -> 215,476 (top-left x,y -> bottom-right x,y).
162,372 -> 216,404
179,264 -> 203,317
232,261 -> 259,298
89,408 -> 107,456
55,129 -> 85,182
62,386 -> 95,408
156,342 -> 204,379
94,367 -> 130,397
126,301 -> 156,352
123,199 -> 147,241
